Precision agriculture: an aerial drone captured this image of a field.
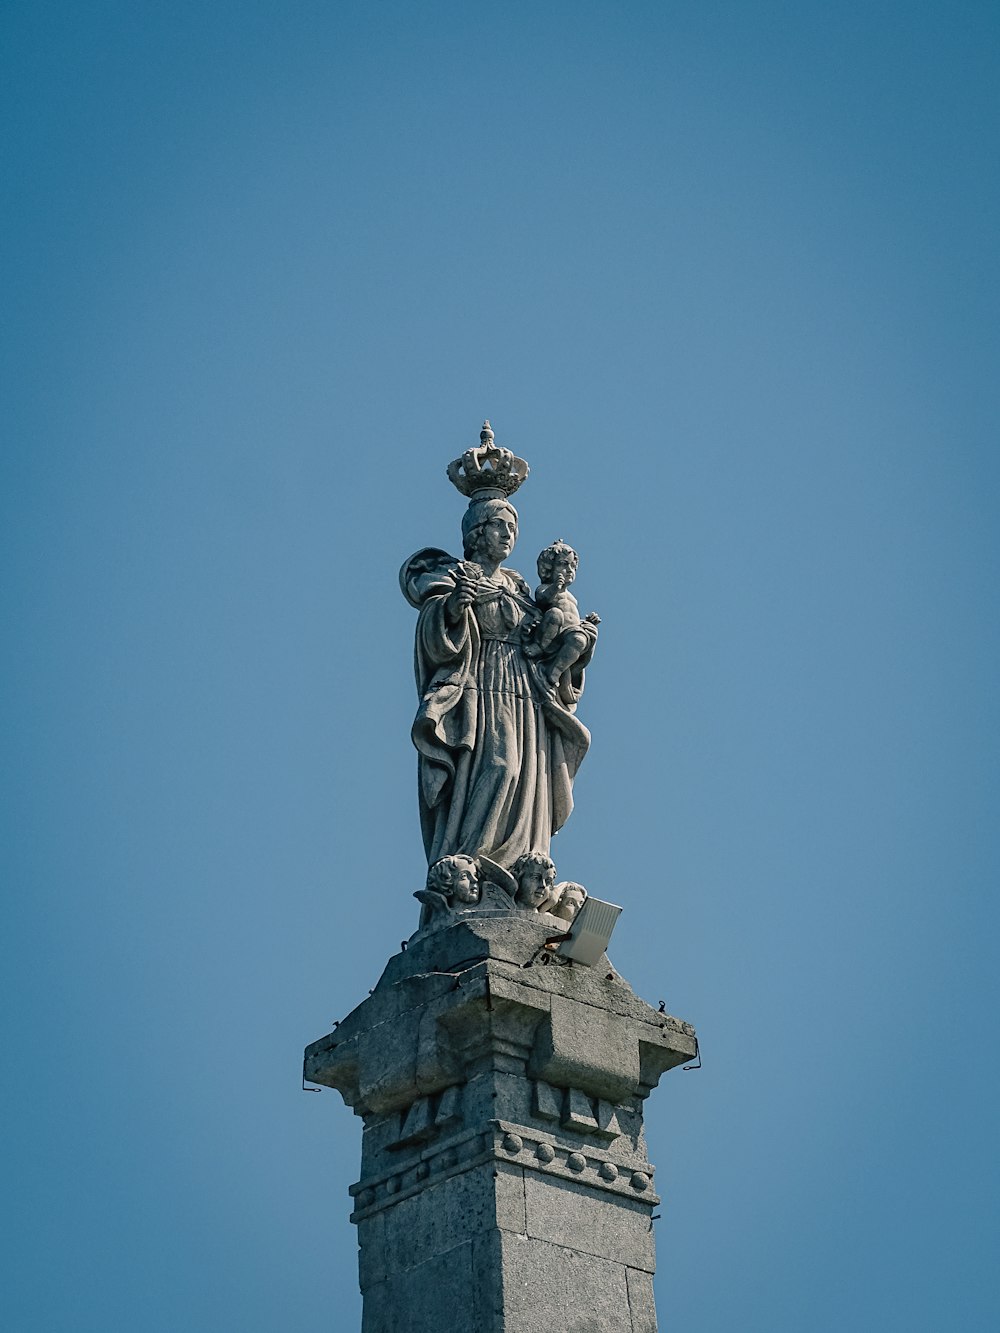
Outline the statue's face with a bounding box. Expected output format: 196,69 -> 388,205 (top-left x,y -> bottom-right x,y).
559,886 -> 586,919
478,512 -> 517,562
518,864 -> 553,908
450,865 -> 480,904
550,555 -> 576,589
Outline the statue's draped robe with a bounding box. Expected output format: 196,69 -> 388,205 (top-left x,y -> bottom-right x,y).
403,555 -> 593,868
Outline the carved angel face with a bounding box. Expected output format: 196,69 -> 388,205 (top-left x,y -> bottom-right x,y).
556,883 -> 586,920
427,854 -> 480,903
516,863 -> 555,909
449,864 -> 480,904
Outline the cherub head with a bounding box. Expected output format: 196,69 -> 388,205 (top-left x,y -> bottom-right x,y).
536,540 -> 579,590
511,851 -> 557,911
426,853 -> 481,905
552,881 -> 587,923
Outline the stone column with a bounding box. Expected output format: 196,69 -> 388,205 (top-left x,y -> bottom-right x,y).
305,915 -> 696,1333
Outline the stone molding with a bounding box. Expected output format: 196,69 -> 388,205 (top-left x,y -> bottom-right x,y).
349,1118 -> 660,1224
304,917 -> 695,1118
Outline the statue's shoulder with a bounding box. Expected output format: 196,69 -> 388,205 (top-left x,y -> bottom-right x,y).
399,548 -> 460,608
500,567 -> 532,598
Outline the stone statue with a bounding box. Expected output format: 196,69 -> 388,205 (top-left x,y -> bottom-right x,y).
511,851 -> 558,912
307,420 -> 697,1333
400,423 -> 598,872
551,880 -> 588,922
414,853 -> 482,928
523,540 -> 601,689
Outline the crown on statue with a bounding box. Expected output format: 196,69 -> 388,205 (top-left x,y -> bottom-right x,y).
446,421 -> 530,501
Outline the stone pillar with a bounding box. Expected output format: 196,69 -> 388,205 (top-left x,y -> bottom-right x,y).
304,915 -> 696,1333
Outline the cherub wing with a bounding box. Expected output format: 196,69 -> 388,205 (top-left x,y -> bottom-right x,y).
413,888 -> 451,915
477,855 -> 518,899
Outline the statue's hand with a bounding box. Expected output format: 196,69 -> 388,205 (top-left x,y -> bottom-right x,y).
584,612 -> 601,626
445,580 -> 476,625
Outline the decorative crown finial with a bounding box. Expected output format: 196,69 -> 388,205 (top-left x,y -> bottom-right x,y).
446,421 -> 529,501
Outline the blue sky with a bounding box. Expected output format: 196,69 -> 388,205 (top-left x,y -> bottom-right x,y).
3,3 -> 998,1329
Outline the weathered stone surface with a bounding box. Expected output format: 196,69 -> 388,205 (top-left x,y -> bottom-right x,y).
356,1212 -> 387,1292
533,1079 -> 562,1121
366,1230 -> 644,1333
379,1162 -> 507,1273
361,1242 -> 481,1333
396,1094 -> 435,1146
563,1086 -> 600,1133
625,1267 -> 659,1333
530,993 -> 641,1103
305,917 -> 695,1108
523,1173 -> 655,1271
496,1232 -> 639,1332
306,915 -> 693,1331
596,1098 -> 623,1141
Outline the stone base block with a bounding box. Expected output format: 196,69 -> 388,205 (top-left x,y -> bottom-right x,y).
306,914 -> 695,1332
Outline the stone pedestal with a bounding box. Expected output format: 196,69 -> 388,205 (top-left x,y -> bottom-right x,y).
304,914 -> 696,1333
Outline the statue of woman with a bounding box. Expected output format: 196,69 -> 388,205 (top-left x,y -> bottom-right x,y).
400,434 -> 597,870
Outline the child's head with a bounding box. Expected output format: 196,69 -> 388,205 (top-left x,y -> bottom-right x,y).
426,854 -> 481,905
536,540 -> 579,588
511,851 -> 557,909
552,881 -> 587,922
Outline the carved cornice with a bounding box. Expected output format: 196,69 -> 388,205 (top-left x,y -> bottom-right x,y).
349,1118 -> 660,1223
304,917 -> 696,1117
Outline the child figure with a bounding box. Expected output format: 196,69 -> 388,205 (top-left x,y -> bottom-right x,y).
511,851 -> 558,913
414,853 -> 481,928
551,880 -> 587,923
524,540 -> 600,686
